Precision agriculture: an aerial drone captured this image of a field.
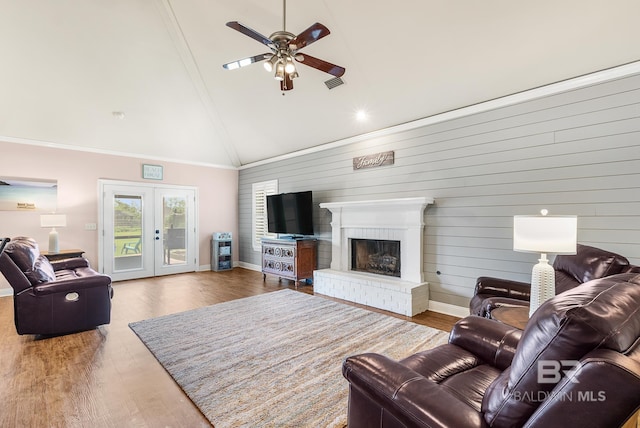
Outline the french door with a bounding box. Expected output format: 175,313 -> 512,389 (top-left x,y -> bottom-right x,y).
99,180 -> 198,281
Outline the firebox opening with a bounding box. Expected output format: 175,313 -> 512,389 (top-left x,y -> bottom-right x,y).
351,239 -> 401,278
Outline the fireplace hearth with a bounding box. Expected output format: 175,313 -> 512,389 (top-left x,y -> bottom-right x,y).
314,197 -> 434,316
351,239 -> 400,278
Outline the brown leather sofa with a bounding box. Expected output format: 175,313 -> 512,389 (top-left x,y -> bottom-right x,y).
469,244 -> 634,318
343,272 -> 640,427
0,237 -> 113,336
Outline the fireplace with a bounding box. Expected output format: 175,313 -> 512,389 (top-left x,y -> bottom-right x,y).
351,239 -> 401,278
314,197 -> 434,316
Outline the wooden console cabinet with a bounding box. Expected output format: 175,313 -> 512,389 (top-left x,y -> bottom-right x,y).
261,238 -> 317,285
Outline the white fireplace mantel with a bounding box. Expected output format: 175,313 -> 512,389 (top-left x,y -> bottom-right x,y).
314,197 -> 434,316
319,197 -> 433,228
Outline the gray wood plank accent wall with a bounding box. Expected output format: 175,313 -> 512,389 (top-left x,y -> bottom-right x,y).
238,72 -> 640,310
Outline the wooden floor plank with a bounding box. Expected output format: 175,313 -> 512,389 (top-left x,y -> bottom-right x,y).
0,268 -> 459,427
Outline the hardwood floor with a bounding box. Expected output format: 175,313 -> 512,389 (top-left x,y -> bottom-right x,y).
0,268 -> 459,427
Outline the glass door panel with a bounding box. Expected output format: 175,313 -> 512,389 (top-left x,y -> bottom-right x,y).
162,195 -> 187,266
114,195 -> 144,271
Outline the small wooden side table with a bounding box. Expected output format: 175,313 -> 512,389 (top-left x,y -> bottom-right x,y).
41,249 -> 85,262
490,306 -> 529,330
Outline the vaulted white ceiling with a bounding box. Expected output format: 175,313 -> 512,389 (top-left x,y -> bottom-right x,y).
1,0 -> 639,168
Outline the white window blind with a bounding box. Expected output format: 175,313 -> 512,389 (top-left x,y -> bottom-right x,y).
252,180 -> 278,251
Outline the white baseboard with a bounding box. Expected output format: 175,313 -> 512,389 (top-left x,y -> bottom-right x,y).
199,261 -> 244,272
427,300 -> 469,319
238,262 -> 261,272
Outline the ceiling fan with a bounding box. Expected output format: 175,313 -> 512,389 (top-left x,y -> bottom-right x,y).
222,0 -> 346,91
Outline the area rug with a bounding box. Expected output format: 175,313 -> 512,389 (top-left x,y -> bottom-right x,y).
129,289 -> 449,427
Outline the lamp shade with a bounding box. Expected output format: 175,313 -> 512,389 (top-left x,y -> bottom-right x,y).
40,214 -> 67,228
513,215 -> 577,254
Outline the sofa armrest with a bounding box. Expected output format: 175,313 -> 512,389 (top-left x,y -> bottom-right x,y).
343,353 -> 487,428
470,295 -> 531,318
475,276 -> 531,300
51,257 -> 90,271
449,316 -> 522,370
32,274 -> 112,296
626,265 -> 640,273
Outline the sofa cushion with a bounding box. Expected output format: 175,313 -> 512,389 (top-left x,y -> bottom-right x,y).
5,236 -> 40,272
482,272 -> 640,427
5,237 -> 56,284
26,255 -> 56,284
401,345 -> 503,412
553,243 -> 629,286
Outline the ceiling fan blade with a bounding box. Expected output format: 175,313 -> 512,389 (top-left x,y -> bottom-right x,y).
295,54 -> 345,77
223,53 -> 271,70
289,22 -> 330,51
226,21 -> 273,47
280,73 -> 294,91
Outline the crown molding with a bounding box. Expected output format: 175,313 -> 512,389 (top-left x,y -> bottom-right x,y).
0,135 -> 237,170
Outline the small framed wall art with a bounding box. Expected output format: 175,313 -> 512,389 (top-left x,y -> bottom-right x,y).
142,164 -> 163,180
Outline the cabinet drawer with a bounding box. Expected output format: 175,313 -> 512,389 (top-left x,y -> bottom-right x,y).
263,245 -> 295,259
262,259 -> 295,278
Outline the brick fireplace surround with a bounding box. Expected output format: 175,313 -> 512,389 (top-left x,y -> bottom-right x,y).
314,197 -> 434,316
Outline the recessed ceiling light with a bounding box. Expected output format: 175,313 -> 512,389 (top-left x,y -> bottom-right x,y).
112,111 -> 126,120
355,110 -> 368,122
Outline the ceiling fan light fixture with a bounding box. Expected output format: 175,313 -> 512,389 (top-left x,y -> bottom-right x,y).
284,58 -> 296,74
274,62 -> 285,81
263,55 -> 278,72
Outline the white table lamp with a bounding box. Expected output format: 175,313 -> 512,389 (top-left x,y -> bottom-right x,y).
40,214 -> 67,253
513,210 -> 577,317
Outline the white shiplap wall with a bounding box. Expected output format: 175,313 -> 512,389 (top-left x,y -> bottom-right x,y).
238,70 -> 640,308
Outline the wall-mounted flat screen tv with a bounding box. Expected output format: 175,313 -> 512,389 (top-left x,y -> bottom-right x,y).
267,190 -> 314,236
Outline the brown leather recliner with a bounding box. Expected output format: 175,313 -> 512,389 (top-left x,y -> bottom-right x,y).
0,237 -> 113,336
343,272 -> 640,427
469,244 -> 634,318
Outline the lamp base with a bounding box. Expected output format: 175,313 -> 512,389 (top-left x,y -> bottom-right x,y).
529,253 -> 555,318
48,228 -> 59,254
